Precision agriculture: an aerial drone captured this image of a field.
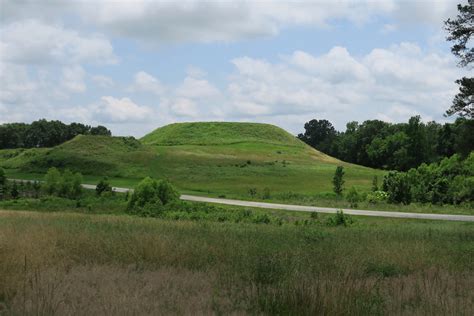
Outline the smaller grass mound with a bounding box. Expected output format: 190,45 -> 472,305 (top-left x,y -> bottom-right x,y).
141,122 -> 305,147
14,135 -> 158,178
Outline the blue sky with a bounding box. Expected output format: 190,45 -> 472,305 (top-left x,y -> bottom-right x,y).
0,0 -> 468,136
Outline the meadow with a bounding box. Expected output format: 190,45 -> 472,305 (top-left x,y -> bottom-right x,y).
0,210 -> 472,315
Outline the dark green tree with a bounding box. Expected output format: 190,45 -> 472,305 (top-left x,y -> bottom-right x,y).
371,176 -> 379,192
96,177 -> 112,196
333,166 -> 345,196
298,119 -> 338,154
10,181 -> 19,199
444,2 -> 473,118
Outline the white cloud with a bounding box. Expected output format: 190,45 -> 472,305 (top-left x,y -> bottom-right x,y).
61,65 -> 86,93
0,19 -> 117,65
129,71 -> 165,95
0,0 -> 459,46
225,43 -> 460,130
169,98 -> 199,117
91,75 -> 114,88
176,76 -> 220,99
96,96 -> 154,123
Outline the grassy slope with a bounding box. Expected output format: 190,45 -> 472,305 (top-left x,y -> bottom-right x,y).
0,122 -> 382,198
1,210 -> 473,314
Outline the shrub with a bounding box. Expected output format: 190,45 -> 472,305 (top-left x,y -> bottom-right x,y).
248,187 -> 257,198
346,186 -> 361,208
262,188 -> 271,200
332,166 -> 345,196
127,177 -> 179,215
96,177 -> 112,196
366,191 -> 388,204
371,176 -> 378,192
326,210 -> 353,227
42,168 -> 82,199
43,167 -> 61,195
383,171 -> 412,204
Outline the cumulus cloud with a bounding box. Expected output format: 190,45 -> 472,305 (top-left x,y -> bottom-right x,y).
96,96 -> 154,123
226,43 -> 460,129
0,0 -> 458,45
0,19 -> 117,65
129,71 -> 165,95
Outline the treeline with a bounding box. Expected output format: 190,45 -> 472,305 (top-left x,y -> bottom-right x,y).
0,119 -> 111,149
299,116 -> 474,171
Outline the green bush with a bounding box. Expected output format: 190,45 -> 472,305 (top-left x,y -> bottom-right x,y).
326,210 -> 353,227
333,166 -> 345,196
346,186 -> 361,208
96,177 -> 112,196
43,167 -> 82,199
366,191 -> 388,204
127,177 -> 179,215
383,171 -> 412,204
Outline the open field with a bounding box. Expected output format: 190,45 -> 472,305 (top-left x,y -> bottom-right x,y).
0,210 -> 473,315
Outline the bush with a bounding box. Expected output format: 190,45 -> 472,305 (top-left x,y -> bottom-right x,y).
346,186 -> 361,208
127,177 -> 179,215
96,177 -> 112,196
333,166 -> 345,196
43,167 -> 82,199
326,210 -> 353,227
383,171 -> 412,204
366,191 -> 388,204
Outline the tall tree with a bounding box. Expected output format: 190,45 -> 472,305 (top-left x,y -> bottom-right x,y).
444,1 -> 473,118
298,119 -> 337,154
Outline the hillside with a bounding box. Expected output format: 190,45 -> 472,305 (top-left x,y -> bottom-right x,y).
1,135 -> 158,178
0,122 -> 382,199
141,122 -> 305,146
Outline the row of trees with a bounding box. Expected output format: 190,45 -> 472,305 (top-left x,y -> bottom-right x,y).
0,119 -> 111,149
299,116 -> 473,171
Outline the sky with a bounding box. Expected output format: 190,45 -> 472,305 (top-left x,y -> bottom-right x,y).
0,0 -> 470,137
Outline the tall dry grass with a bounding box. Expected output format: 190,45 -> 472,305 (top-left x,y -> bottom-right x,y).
0,210 -> 473,315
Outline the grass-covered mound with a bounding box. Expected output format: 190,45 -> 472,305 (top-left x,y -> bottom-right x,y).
141,122 -> 305,146
3,135 -> 158,178
0,122 -> 383,200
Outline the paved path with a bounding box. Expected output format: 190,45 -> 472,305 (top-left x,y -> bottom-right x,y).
8,179 -> 474,222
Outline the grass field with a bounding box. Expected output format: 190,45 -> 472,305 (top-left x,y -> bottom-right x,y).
1,210 -> 472,315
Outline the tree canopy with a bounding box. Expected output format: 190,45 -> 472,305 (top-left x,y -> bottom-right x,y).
0,119 -> 111,149
299,116 -> 474,171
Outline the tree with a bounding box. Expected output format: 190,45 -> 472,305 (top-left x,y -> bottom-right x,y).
0,168 -> 6,200
371,176 -> 378,192
96,177 -> 112,196
447,77 -> 473,118
10,181 -> 19,199
332,166 -> 345,196
127,177 -> 180,215
346,186 -> 360,208
298,119 -> 337,154
44,167 -> 62,195
444,2 -> 473,118
383,172 -> 412,205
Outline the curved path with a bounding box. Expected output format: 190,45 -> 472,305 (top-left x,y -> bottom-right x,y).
8,179 -> 474,222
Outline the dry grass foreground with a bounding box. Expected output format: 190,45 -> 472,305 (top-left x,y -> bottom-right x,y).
0,210 -> 473,315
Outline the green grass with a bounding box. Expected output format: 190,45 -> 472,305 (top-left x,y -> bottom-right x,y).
0,122 -> 382,196
1,210 -> 472,314
140,121 -> 306,146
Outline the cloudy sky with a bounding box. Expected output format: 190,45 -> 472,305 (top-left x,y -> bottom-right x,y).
0,0 -> 468,136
